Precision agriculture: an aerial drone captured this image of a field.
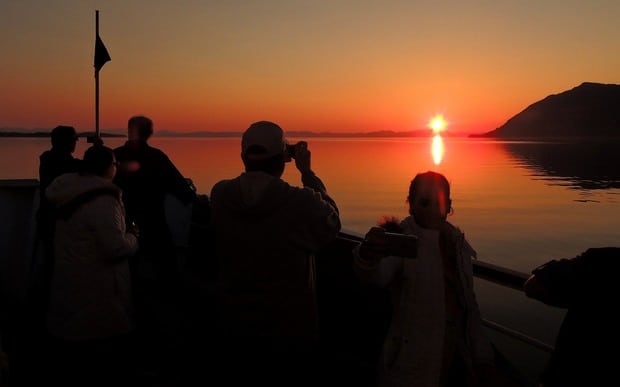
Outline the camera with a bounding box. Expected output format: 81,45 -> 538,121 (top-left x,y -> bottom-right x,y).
286,142 -> 298,159
384,232 -> 418,258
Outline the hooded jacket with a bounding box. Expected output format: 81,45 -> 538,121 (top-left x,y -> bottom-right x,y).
354,216 -> 494,387
210,170 -> 341,342
46,173 -> 138,340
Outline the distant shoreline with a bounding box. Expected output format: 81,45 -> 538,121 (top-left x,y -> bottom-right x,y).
0,132 -> 125,138
0,130 -> 465,139
2,130 -> 620,141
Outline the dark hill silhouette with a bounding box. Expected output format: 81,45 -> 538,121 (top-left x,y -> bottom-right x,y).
475,82 -> 620,138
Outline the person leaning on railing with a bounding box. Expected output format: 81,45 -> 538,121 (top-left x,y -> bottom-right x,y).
524,247 -> 619,387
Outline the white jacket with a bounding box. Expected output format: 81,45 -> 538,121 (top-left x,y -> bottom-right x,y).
354,216 -> 494,387
46,173 -> 139,340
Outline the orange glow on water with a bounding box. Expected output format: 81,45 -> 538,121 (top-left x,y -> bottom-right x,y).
432,134 -> 445,165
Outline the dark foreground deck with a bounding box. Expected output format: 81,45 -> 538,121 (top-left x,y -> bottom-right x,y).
0,180 -> 545,386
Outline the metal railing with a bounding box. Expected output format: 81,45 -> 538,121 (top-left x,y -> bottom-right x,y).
338,230 -> 554,353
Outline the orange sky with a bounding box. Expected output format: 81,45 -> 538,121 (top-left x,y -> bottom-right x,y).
1,1 -> 619,134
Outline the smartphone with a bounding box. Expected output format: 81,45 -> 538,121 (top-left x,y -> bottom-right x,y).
384,232 -> 418,258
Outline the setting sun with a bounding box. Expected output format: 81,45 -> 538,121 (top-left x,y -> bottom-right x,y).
429,115 -> 447,134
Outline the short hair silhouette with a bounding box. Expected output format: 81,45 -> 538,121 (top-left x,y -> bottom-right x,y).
128,115 -> 153,140
51,126 -> 78,149
82,145 -> 114,176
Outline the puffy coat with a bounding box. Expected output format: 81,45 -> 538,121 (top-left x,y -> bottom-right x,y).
46,173 -> 138,340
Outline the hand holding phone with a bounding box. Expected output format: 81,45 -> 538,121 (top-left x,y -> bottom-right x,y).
384,232 -> 418,258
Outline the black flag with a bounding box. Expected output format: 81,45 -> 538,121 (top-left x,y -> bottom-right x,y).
94,35 -> 111,72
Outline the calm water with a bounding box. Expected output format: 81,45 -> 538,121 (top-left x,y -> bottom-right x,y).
2,135 -> 619,379
2,136 -> 619,273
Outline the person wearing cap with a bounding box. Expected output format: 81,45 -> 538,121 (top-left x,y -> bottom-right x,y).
210,120 -> 341,386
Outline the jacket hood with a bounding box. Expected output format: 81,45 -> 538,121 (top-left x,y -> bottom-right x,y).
46,173 -> 120,207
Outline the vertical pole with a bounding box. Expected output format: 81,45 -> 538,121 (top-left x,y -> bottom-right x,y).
95,10 -> 100,139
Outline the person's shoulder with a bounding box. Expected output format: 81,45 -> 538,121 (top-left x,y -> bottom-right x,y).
144,143 -> 165,154
576,247 -> 620,273
39,150 -> 52,162
211,177 -> 238,194
113,144 -> 128,157
581,247 -> 620,259
144,145 -> 172,161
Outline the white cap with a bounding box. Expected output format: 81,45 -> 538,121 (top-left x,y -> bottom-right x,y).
241,121 -> 288,160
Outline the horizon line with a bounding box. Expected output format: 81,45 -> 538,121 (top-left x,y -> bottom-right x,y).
0,128 -> 481,138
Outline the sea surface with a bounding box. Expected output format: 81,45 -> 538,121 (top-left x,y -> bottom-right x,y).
3,135 -> 618,273
2,135 -> 619,379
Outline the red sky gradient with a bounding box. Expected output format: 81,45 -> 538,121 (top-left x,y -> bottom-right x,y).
1,1 -> 619,135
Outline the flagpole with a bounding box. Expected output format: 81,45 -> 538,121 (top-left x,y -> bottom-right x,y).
95,10 -> 101,140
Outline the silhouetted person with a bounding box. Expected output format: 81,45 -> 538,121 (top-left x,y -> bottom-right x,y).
354,171 -> 499,387
210,121 -> 341,386
113,115 -> 195,381
45,145 -> 139,387
524,247 -> 620,387
18,125 -> 82,384
39,125 -> 80,223
37,125 -> 81,254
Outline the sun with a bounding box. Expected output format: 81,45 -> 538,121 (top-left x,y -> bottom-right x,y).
429,115 -> 447,134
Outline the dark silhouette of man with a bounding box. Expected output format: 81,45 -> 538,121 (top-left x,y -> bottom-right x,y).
113,115 -> 195,381
210,120 -> 341,386
38,125 -> 82,239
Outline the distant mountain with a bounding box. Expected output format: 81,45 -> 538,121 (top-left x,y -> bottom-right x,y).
475,82 -> 620,138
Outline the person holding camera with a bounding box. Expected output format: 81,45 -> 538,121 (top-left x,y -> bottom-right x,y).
354,171 -> 500,387
209,120 -> 341,386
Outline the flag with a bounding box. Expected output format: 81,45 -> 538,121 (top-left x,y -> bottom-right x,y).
94,35 -> 111,72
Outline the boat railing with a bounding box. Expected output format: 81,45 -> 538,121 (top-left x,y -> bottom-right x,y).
336,230 -> 554,354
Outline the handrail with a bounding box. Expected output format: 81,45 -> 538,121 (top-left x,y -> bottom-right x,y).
338,230 -> 554,353
473,260 -> 530,291
482,318 -> 553,353
339,231 -> 531,292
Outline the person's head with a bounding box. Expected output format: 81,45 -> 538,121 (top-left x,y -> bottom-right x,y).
241,121 -> 288,177
82,145 -> 117,180
407,171 -> 452,229
127,115 -> 153,142
50,125 -> 78,153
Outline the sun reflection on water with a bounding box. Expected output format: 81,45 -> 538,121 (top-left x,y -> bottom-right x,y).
431,134 -> 444,165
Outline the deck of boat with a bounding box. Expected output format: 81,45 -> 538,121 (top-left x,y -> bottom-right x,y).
0,179 -> 551,386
